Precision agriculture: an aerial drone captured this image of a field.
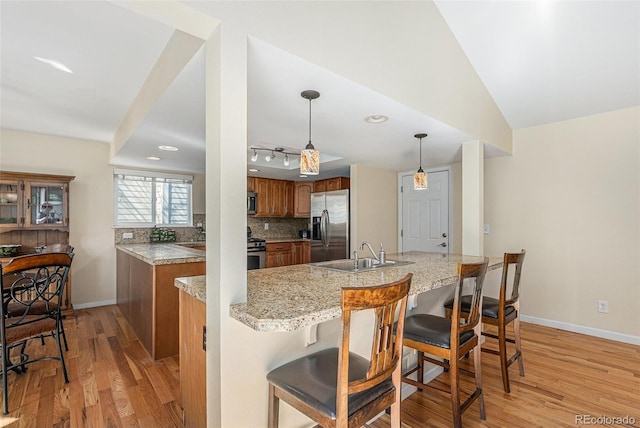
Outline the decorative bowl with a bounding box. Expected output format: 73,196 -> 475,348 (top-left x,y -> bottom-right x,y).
0,244 -> 21,257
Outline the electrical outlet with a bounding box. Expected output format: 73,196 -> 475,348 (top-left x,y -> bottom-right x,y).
122,232 -> 133,239
483,224 -> 490,234
196,222 -> 203,227
597,300 -> 608,314
264,223 -> 269,230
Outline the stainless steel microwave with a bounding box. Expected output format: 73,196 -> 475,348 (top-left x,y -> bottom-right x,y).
247,192 -> 257,215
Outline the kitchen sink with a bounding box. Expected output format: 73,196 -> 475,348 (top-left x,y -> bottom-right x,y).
308,257 -> 414,273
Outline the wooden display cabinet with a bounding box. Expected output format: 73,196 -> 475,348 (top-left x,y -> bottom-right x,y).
0,171 -> 74,311
0,171 -> 72,232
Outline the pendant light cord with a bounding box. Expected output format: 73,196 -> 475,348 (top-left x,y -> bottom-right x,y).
308,98 -> 312,145
419,137 -> 423,170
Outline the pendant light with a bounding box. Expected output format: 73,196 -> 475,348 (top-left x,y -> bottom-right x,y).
414,133 -> 428,190
300,90 -> 320,175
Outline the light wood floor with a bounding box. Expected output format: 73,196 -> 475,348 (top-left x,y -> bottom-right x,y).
372,323 -> 640,428
0,305 -> 183,428
1,306 -> 639,427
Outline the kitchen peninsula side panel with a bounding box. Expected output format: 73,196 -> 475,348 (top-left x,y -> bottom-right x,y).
116,248 -> 205,359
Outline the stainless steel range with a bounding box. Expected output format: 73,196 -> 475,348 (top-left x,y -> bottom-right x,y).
247,236 -> 266,270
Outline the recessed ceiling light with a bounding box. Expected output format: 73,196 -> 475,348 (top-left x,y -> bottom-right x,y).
33,56 -> 73,74
248,168 -> 260,172
299,174 -> 308,178
158,145 -> 178,151
146,156 -> 161,161
364,114 -> 389,124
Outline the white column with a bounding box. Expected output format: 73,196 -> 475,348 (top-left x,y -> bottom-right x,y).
462,140 -> 484,256
205,25 -> 248,427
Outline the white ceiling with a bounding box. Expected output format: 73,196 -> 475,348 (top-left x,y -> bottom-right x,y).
434,0 -> 640,129
1,1 -> 638,178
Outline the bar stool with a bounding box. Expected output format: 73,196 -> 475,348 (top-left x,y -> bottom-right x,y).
401,259 -> 489,428
266,274 -> 412,428
444,250 -> 526,393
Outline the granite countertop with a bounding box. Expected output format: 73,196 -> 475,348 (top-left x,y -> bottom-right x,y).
116,242 -> 205,265
175,275 -> 206,303
265,238 -> 311,243
174,252 -> 503,332
231,252 -> 502,332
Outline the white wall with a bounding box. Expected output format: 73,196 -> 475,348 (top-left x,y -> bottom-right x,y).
192,173 -> 206,214
351,164 -> 398,255
484,107 -> 640,338
0,130 -> 115,306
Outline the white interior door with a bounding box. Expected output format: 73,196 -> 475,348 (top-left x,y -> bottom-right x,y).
400,170 -> 449,253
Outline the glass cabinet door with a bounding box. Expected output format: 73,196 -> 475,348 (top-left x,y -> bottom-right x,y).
0,180 -> 23,228
26,182 -> 68,227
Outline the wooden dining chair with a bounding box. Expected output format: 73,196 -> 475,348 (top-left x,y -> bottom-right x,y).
38,243 -> 74,350
266,273 -> 412,428
402,259 -> 489,428
0,252 -> 73,414
444,250 -> 526,393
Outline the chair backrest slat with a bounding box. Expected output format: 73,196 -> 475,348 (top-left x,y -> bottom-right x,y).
338,273 -> 412,399
450,258 -> 489,340
501,250 -> 526,307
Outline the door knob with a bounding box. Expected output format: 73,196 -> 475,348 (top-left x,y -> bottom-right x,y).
437,242 -> 447,247
442,233 -> 447,238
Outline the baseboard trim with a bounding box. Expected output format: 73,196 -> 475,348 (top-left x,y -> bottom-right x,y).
73,299 -> 117,310
521,315 -> 640,345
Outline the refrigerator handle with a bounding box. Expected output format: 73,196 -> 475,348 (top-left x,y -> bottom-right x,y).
323,209 -> 330,248
318,212 -> 323,245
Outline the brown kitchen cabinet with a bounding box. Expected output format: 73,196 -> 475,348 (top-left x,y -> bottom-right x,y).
292,241 -> 311,265
247,176 -> 255,192
266,242 -> 292,268
266,241 -> 310,267
253,178 -> 293,218
294,182 -> 313,218
314,177 -> 350,193
284,181 -> 295,217
179,289 -> 206,428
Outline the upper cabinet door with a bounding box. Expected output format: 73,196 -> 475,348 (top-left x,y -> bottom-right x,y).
24,181 -> 69,228
0,179 -> 24,229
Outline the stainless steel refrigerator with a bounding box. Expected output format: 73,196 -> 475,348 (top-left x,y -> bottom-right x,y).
310,189 -> 350,262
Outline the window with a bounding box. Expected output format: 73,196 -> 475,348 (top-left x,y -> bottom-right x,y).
114,169 -> 192,227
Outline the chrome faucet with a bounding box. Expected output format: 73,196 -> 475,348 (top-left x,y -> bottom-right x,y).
360,241 -> 379,261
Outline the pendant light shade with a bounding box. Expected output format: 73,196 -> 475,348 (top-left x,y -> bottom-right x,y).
300,90 -> 320,175
414,133 -> 428,190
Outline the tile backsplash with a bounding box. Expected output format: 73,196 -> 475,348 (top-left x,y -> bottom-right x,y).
114,215 -> 309,244
247,217 -> 310,240
114,214 -> 206,245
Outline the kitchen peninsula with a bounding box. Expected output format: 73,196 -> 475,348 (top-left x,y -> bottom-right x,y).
116,243 -> 205,359
175,251 -> 503,332
230,251 -> 503,331
175,251 -> 502,427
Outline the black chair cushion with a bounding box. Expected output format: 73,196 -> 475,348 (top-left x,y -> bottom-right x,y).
403,314 -> 475,349
444,296 -> 516,320
266,348 -> 394,420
